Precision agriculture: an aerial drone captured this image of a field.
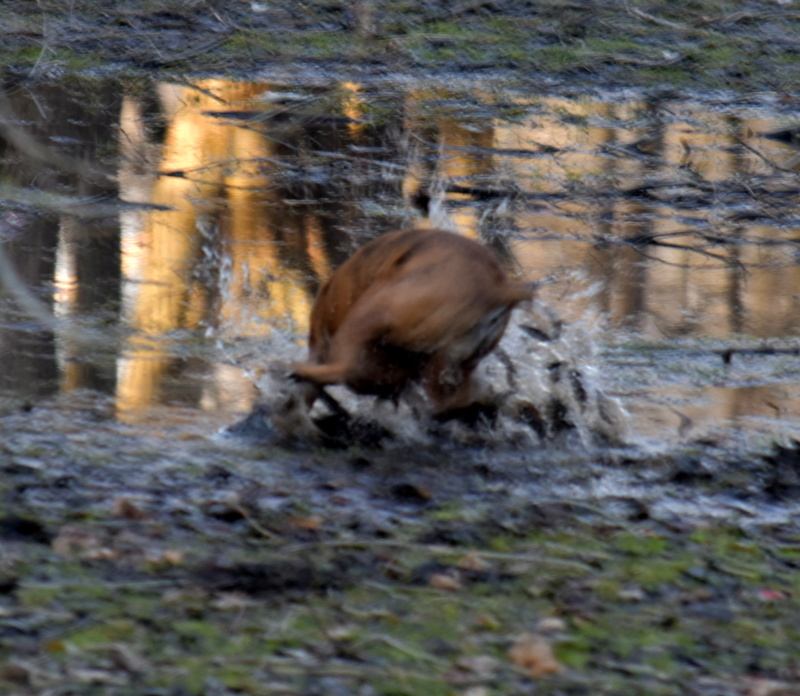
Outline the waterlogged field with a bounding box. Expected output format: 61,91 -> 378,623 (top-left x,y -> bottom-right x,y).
2,3 -> 800,693
2,77 -> 800,443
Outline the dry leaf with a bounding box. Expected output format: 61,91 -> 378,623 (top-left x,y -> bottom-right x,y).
161,549 -> 185,565
52,525 -> 101,557
111,497 -> 148,520
211,592 -> 252,611
618,584 -> 645,601
756,589 -> 789,602
162,587 -> 207,604
454,655 -> 500,680
474,614 -> 501,630
429,571 -> 462,591
536,616 -> 567,634
745,677 -> 800,696
82,547 -> 119,561
460,688 -> 489,696
146,549 -> 185,566
1,661 -> 32,685
508,632 -> 562,678
70,668 -> 119,685
458,551 -> 490,572
289,516 -> 323,531
326,624 -> 358,641
109,643 -> 149,674
389,481 -> 432,502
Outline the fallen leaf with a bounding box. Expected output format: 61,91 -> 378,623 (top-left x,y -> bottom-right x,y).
458,551 -> 490,572
618,584 -> 646,602
82,547 -> 119,561
164,549 -> 185,564
389,481 -> 432,502
146,549 -> 185,566
70,668 -> 119,685
109,643 -> 149,674
429,571 -> 462,591
210,592 -> 249,611
745,677 -> 800,696
289,516 -> 323,531
162,587 -> 207,604
111,497 -> 148,520
52,525 -> 101,557
536,617 -> 567,634
1,661 -> 32,685
453,655 -> 500,680
459,688 -> 489,696
474,614 -> 501,630
508,632 -> 562,678
757,589 -> 789,601
327,624 -> 358,641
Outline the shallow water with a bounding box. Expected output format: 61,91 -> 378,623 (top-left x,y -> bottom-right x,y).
1,76 -> 800,445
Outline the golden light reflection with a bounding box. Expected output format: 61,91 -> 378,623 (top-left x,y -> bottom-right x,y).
341,81 -> 366,139
53,222 -> 80,393
116,79 -> 324,421
101,79 -> 800,432
488,94 -> 800,339
636,383 -> 800,442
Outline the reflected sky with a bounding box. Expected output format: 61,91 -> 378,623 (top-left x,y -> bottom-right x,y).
1,76 -> 799,441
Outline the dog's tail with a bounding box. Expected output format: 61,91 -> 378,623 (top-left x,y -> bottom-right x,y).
501,279 -> 540,306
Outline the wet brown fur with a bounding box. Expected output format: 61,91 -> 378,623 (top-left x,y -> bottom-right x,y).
291,228 -> 534,414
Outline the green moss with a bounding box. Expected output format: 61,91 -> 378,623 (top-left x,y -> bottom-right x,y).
14,45 -> 46,64
217,663 -> 260,691
424,21 -> 475,36
585,37 -> 645,53
372,676 -> 451,696
6,510 -> 800,695
173,619 -> 224,639
66,619 -> 138,649
615,532 -> 668,555
773,51 -> 800,66
695,41 -> 746,69
539,45 -> 584,71
171,657 -> 210,694
626,556 -> 691,588
594,576 -> 623,601
121,593 -> 163,620
304,31 -> 356,58
17,584 -> 60,607
0,0 -> 798,91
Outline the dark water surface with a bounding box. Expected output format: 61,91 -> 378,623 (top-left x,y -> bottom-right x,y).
2,76 -> 799,445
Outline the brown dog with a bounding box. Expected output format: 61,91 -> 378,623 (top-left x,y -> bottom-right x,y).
291,228 -> 534,416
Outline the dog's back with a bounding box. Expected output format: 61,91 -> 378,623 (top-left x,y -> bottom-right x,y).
293,228 -> 534,413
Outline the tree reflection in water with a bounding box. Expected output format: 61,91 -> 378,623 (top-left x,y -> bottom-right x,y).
1,76 -> 799,441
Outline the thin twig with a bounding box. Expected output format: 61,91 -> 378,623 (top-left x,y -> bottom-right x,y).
625,1 -> 686,29
734,135 -> 797,174
278,539 -> 597,573
229,498 -> 275,539
358,634 -> 444,664
0,243 -> 59,332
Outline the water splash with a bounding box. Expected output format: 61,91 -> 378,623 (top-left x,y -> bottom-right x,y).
241,300 -> 628,449
472,300 -> 628,449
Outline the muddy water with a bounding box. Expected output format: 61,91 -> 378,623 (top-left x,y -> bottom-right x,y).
1,76 -> 799,446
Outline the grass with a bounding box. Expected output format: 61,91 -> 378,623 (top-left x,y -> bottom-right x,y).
4,514 -> 800,695
2,0 -> 800,90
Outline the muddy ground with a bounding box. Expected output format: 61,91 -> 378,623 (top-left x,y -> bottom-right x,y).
2,386 -> 800,695
2,2 -> 800,695
3,0 -> 800,93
